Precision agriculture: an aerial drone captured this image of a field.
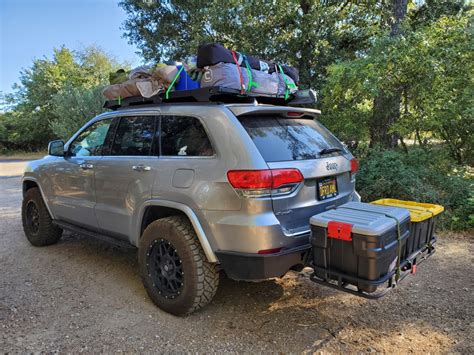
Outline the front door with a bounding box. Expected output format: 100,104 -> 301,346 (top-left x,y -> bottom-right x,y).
49,118 -> 113,229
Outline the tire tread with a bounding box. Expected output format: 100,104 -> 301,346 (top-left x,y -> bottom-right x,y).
22,187 -> 62,247
141,215 -> 219,315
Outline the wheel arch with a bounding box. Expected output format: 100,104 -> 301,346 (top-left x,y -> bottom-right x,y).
136,200 -> 218,263
22,177 -> 55,219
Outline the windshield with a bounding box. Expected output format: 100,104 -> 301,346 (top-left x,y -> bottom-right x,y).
238,115 -> 347,162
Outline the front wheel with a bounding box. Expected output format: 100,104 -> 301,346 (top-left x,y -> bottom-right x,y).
138,216 -> 219,315
21,187 -> 62,246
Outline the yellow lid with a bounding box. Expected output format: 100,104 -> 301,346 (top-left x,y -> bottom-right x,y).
371,199 -> 444,222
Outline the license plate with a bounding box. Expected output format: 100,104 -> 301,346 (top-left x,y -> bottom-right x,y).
317,177 -> 338,200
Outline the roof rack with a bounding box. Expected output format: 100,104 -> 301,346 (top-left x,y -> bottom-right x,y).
103,86 -> 316,110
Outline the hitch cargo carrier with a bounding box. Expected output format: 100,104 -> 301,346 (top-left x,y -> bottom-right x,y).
309,240 -> 435,298
308,202 -> 437,298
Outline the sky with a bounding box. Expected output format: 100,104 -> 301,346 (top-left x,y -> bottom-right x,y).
0,0 -> 142,95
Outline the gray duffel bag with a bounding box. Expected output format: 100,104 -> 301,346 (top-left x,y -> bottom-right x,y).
200,62 -> 297,97
200,62 -> 248,91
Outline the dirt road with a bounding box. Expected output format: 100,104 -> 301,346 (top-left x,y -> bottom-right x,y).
1,161 -> 472,352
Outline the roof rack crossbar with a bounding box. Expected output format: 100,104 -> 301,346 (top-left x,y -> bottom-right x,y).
103,86 -> 316,110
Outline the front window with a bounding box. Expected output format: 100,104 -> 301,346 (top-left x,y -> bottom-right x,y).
69,119 -> 112,157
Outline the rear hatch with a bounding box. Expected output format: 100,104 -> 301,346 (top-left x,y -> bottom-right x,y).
235,108 -> 357,236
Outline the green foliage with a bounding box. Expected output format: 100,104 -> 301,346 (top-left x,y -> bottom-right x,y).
1,1 -> 472,231
409,0 -> 466,29
121,0 -> 472,161
0,46 -> 122,150
322,11 -> 473,164
0,110 -> 52,151
356,147 -> 473,230
119,0 -> 382,90
50,85 -> 108,140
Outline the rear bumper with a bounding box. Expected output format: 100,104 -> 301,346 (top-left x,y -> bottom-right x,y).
215,244 -> 311,280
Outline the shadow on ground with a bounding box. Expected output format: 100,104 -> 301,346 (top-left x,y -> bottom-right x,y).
1,161 -> 472,352
3,230 -> 471,352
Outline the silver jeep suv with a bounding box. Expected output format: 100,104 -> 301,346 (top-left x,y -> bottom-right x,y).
22,102 -> 359,315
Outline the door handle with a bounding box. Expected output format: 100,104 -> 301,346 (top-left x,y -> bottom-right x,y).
79,163 -> 94,170
132,165 -> 151,172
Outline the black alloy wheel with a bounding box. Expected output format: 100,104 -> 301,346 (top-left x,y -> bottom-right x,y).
25,200 -> 40,235
147,239 -> 184,299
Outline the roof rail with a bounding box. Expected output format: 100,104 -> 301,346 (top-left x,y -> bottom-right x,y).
103,86 -> 316,110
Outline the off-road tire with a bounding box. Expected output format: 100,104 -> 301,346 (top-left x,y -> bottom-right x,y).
21,187 -> 62,246
138,216 -> 219,316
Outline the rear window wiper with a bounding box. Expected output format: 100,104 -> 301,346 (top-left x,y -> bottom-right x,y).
320,147 -> 342,155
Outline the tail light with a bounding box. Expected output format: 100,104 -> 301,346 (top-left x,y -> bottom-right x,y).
271,169 -> 304,189
350,158 -> 358,175
227,168 -> 303,198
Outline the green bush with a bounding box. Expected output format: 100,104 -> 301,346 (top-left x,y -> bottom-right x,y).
355,146 -> 473,230
50,85 -> 107,141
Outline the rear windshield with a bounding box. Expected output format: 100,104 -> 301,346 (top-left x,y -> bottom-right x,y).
239,115 -> 347,162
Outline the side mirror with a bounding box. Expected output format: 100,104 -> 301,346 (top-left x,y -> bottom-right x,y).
48,140 -> 65,157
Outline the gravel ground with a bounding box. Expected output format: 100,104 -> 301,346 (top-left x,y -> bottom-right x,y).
1,161 -> 473,353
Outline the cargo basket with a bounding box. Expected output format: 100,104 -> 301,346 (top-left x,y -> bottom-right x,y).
309,240 -> 436,299
308,201 -> 438,299
372,199 -> 444,258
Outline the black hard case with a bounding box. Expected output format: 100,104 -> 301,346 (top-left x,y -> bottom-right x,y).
310,202 -> 410,293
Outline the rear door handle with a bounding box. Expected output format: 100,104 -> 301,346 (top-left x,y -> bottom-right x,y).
132,165 -> 151,172
79,163 -> 94,170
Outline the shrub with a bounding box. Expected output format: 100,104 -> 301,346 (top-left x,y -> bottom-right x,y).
50,85 -> 106,141
355,146 -> 473,230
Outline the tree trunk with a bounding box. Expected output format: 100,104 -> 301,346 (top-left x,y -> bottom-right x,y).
369,0 -> 407,148
415,127 -> 423,146
399,136 -> 408,154
298,0 -> 314,88
389,0 -> 408,37
369,92 -> 401,148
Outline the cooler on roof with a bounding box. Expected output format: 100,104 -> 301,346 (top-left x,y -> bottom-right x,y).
175,64 -> 200,91
309,202 -> 410,293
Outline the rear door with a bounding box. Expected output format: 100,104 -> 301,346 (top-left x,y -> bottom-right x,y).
151,113 -> 219,208
238,113 -> 356,236
94,114 -> 158,240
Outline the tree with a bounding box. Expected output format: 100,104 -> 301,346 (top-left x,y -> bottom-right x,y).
2,47 -> 81,149
369,0 -> 407,149
1,46 -> 123,150
409,0 -> 466,29
120,0 -> 381,91
120,0 -> 470,152
50,85 -> 108,140
322,11 -> 473,164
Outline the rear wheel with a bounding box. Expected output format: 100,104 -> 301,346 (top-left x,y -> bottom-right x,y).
21,187 -> 62,246
138,216 -> 219,315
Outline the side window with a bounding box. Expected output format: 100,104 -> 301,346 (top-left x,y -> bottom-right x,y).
160,116 -> 214,156
69,119 -> 112,157
111,116 -> 156,156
